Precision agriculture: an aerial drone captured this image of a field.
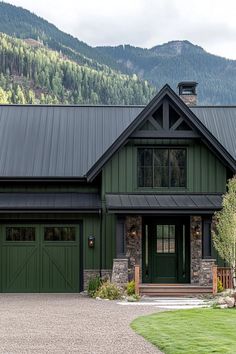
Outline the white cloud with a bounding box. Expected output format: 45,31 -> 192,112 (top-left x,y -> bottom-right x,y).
3,0 -> 236,59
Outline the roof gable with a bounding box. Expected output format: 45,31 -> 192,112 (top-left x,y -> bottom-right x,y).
87,85 -> 236,180
131,96 -> 199,139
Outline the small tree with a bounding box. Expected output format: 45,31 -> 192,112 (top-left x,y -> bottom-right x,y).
213,176 -> 236,288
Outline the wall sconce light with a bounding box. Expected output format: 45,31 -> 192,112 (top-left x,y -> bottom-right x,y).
129,225 -> 138,237
88,235 -> 95,248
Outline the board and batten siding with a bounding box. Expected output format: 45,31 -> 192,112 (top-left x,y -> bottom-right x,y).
102,140 -> 227,195
101,214 -> 116,270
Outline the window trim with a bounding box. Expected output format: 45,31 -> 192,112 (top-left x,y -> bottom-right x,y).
137,146 -> 187,189
4,225 -> 36,242
43,225 -> 77,242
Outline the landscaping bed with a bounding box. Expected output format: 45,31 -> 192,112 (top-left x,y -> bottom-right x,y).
131,308 -> 236,354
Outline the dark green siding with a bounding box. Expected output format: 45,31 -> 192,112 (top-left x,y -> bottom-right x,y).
82,215 -> 101,269
101,214 -> 116,269
102,140 -> 227,195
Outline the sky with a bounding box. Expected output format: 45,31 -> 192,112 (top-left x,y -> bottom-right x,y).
3,0 -> 236,59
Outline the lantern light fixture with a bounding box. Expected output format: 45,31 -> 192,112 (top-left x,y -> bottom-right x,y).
129,225 -> 138,237
88,235 -> 95,248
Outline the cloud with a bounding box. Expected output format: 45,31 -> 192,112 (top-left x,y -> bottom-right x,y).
4,0 -> 236,59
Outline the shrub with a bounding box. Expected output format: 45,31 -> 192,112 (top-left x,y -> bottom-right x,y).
217,278 -> 224,293
127,294 -> 141,302
87,276 -> 101,297
126,280 -> 135,296
95,281 -> 121,300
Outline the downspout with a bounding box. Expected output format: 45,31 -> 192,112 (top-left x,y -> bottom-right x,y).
99,207 -> 103,278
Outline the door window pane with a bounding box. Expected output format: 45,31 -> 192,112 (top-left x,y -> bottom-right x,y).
44,227 -> 76,241
156,225 -> 175,253
6,227 -> 35,241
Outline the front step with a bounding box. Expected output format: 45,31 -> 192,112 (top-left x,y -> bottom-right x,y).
139,284 -> 212,297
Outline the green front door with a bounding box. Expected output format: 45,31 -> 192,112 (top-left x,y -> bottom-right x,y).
0,224 -> 81,293
143,217 -> 190,283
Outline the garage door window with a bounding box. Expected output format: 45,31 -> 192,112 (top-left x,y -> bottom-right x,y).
44,227 -> 76,241
6,227 -> 36,241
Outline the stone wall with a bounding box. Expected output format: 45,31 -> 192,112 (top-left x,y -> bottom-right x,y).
125,215 -> 142,280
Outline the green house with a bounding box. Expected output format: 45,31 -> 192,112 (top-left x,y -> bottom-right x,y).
0,82 -> 235,294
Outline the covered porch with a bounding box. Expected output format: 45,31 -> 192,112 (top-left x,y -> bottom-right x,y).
106,193 -> 223,295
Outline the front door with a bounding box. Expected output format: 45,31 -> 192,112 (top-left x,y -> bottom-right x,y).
142,217 -> 190,283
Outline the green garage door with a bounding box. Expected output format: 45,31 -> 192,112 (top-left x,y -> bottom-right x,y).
0,224 -> 81,293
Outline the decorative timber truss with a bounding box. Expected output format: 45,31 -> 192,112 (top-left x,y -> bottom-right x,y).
131,99 -> 200,139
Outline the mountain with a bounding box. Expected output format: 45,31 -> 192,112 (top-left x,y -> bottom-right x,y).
0,2 -> 236,104
97,41 -> 236,105
0,1 -> 122,72
0,33 -> 155,104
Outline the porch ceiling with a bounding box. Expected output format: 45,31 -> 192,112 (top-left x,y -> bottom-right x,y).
105,193 -> 222,214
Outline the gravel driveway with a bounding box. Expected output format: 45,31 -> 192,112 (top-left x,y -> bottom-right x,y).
0,294 -> 161,353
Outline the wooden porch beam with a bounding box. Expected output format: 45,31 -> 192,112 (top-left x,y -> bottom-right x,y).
131,130 -> 200,138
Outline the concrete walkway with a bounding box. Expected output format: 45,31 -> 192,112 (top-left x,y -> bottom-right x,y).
0,294 -> 161,354
119,297 -> 211,309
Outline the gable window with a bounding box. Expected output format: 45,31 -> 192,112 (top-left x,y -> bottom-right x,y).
138,148 -> 186,188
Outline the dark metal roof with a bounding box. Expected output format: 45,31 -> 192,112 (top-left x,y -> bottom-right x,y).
106,193 -> 222,214
0,89 -> 236,178
0,192 -> 101,212
0,105 -> 141,177
192,107 -> 236,161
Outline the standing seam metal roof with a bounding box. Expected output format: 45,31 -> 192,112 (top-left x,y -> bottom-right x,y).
105,193 -> 223,212
0,103 -> 235,177
0,105 -> 142,177
191,107 -> 236,161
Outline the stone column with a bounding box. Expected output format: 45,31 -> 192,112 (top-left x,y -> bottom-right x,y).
111,258 -> 128,287
125,216 -> 142,280
190,216 -> 202,284
200,259 -> 216,286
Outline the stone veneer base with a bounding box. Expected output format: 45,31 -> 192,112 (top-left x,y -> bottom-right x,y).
111,258 -> 128,287
83,269 -> 112,289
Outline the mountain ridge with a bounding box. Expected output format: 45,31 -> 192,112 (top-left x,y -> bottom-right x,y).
0,2 -> 236,104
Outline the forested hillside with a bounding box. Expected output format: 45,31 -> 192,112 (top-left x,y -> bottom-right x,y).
0,1 -> 121,71
1,2 -> 236,104
97,41 -> 236,105
0,33 -> 156,104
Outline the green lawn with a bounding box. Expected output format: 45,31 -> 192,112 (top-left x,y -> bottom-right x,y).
131,308 -> 236,354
